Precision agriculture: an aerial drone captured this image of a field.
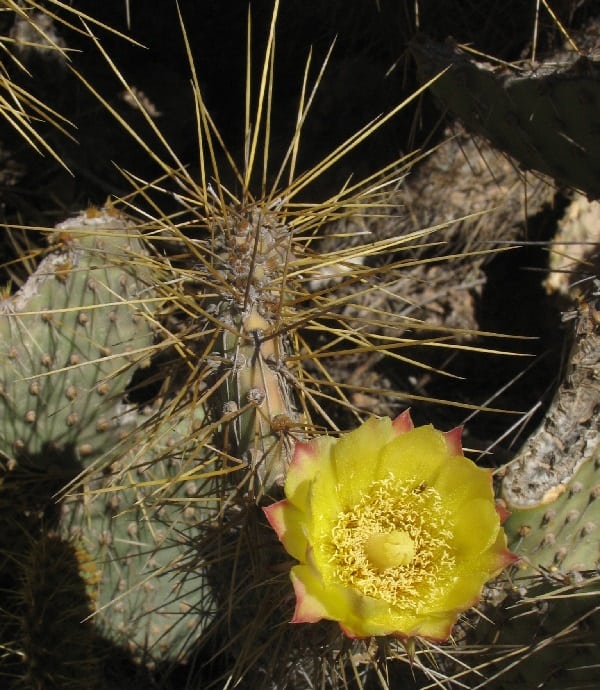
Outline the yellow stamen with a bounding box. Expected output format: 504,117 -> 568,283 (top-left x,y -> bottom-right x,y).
323,476 -> 455,607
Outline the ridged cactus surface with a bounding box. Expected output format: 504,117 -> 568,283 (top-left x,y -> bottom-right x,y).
206,206 -> 300,494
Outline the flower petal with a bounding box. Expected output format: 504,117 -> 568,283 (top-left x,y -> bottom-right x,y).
306,488 -> 342,554
263,500 -> 308,562
290,566 -> 329,624
451,497 -> 501,558
337,595 -> 403,638
392,408 -> 414,434
443,426 -> 464,456
345,599 -> 456,641
377,424 -> 447,485
332,416 -> 396,507
479,528 -> 520,575
433,456 -> 494,515
290,564 -> 352,625
292,563 -> 395,638
409,612 -> 459,642
285,436 -> 336,511
428,572 -> 485,614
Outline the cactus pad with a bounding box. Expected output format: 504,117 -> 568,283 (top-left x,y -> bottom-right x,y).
59,401 -> 214,665
0,207 -> 157,465
501,283 -> 599,576
503,450 -> 599,576
411,34 -> 600,199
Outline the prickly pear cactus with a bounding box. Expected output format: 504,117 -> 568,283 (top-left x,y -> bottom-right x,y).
0,207 -> 157,466
410,33 -> 600,199
501,281 -> 599,570
59,401 -> 214,666
6,4 -> 600,689
503,450 -> 599,577
0,206 -> 216,680
472,286 -> 600,689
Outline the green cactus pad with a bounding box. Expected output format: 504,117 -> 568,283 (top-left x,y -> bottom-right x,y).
0,207 -> 157,465
60,402 -> 215,665
460,454 -> 599,688
463,287 -> 600,688
411,35 -> 600,199
503,450 -> 600,576
501,284 -> 599,576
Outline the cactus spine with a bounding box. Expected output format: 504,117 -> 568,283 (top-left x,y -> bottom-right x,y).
206,205 -> 300,494
3,3 -> 600,689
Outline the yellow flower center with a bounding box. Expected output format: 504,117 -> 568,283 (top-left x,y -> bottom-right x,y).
325,476 -> 455,609
364,530 -> 415,569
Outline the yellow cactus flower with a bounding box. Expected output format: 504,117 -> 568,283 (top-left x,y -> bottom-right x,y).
264,411 -> 517,641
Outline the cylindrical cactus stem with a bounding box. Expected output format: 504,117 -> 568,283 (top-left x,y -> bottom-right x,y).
207,205 -> 302,494
218,304 -> 298,492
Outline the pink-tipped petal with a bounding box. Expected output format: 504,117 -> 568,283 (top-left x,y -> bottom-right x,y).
290,567 -> 329,624
285,436 -> 335,509
443,425 -> 464,457
412,613 -> 458,643
495,500 -> 511,525
392,408 -> 414,434
263,500 -> 308,562
289,440 -> 320,472
496,548 -> 520,570
262,500 -> 288,539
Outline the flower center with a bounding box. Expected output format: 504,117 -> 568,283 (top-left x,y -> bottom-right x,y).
325,476 -> 455,609
364,530 -> 415,569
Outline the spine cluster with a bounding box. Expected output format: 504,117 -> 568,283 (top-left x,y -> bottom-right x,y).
206,206 -> 302,492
